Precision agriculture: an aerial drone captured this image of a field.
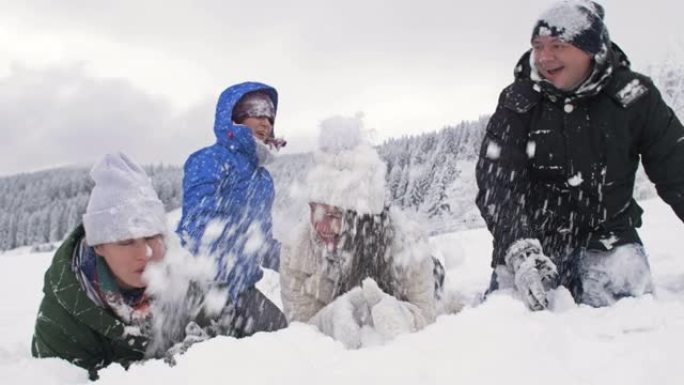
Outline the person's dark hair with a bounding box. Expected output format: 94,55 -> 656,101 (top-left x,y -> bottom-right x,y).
337,207 -> 396,295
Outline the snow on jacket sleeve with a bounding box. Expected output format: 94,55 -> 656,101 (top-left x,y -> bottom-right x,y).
178,148 -> 234,248
388,257 -> 436,329
177,147 -> 265,299
476,84 -> 538,267
279,227 -> 332,322
636,77 -> 684,222
388,211 -> 438,328
261,238 -> 282,271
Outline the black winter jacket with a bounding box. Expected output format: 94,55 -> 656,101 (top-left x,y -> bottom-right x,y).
476,44 -> 684,267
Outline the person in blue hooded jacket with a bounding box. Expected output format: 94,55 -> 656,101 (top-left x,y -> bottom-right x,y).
177,81 -> 287,336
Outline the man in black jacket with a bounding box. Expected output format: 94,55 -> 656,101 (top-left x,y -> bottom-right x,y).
476,0 -> 684,310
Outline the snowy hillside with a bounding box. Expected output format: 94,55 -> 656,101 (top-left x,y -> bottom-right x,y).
0,116 -> 660,251
1,198 -> 683,384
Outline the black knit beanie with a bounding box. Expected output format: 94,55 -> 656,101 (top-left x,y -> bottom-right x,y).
531,0 -> 609,55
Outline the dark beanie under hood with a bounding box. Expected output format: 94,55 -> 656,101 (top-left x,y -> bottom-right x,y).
531,0 -> 609,56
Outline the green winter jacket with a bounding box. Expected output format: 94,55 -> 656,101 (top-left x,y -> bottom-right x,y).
31,225 -> 149,379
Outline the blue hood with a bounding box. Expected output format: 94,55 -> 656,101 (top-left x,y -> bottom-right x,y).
213,81 -> 278,150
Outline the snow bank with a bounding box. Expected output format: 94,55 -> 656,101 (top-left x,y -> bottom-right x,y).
2,199 -> 683,384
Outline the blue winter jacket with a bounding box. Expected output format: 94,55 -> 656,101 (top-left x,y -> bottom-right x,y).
176,82 -> 281,301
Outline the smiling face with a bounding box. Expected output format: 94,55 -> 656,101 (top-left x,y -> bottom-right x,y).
309,202 -> 344,249
532,35 -> 593,91
242,116 -> 274,143
94,235 -> 165,289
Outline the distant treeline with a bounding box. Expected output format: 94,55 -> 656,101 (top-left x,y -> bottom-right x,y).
0,165 -> 182,251
0,113 -> 661,251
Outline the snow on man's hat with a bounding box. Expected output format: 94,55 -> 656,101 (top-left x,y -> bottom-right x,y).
82,152 -> 167,246
531,0 -> 609,56
306,114 -> 388,215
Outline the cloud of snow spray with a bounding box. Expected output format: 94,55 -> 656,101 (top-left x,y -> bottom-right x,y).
142,214 -> 273,361
141,234 -> 218,359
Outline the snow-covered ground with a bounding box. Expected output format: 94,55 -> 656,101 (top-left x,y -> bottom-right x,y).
1,199 -> 683,384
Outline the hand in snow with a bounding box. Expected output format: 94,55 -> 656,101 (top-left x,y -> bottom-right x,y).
309,287 -> 370,349
361,277 -> 386,307
163,321 -> 210,365
362,278 -> 421,339
505,239 -> 559,311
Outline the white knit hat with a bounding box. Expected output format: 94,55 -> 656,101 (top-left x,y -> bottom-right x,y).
82,152 -> 167,246
306,115 -> 387,215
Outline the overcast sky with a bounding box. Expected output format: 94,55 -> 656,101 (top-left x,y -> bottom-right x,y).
1,0 -> 682,175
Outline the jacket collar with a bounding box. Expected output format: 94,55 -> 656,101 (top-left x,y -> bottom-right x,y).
45,225 -> 148,351
513,42 -> 631,103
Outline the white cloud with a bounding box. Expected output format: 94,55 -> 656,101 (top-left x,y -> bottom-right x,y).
0,64 -> 214,175
0,0 -> 682,174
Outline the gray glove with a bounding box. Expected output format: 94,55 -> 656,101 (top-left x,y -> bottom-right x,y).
505,239 -> 558,311
163,321 -> 211,365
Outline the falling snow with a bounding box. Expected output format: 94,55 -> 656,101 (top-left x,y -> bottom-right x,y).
486,141 -> 501,160
568,173 -> 584,186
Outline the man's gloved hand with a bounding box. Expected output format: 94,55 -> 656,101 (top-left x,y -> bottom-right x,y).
505,239 -> 559,311
309,287 -> 371,348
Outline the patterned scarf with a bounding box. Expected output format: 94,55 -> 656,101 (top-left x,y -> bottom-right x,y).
72,239 -> 153,328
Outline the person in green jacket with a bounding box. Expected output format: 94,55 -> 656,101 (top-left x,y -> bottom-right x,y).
32,152 -> 168,379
